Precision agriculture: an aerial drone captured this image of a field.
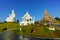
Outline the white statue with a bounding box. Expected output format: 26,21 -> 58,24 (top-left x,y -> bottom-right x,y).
20,11 -> 34,26
6,10 -> 15,22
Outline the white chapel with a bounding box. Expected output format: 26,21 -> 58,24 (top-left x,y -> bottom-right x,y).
6,10 -> 15,22
20,11 -> 34,26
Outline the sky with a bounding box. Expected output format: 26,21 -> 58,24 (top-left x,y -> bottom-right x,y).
0,0 -> 60,22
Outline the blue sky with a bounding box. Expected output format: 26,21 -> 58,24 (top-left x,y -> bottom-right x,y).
0,0 -> 60,21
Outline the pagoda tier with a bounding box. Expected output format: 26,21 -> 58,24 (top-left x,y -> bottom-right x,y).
43,9 -> 53,21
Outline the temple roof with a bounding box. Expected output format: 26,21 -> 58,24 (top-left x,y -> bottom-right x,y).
22,11 -> 32,19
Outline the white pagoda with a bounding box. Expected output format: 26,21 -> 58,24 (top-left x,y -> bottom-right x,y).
6,10 -> 15,22
20,11 -> 34,26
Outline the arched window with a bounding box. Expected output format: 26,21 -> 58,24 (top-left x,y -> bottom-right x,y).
27,19 -> 29,22
30,19 -> 31,21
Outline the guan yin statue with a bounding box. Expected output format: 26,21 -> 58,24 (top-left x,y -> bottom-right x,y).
20,11 -> 34,26
6,10 -> 15,22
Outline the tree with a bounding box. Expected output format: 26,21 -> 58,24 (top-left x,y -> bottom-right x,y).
4,20 -> 6,23
35,21 -> 39,25
16,20 -> 19,23
55,17 -> 60,21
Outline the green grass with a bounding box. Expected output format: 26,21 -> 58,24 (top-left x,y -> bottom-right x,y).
20,24 -> 60,38
0,22 -> 20,32
1,22 -> 60,38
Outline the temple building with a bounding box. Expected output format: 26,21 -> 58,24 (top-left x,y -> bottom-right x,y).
20,11 -> 34,26
43,9 -> 53,21
41,9 -> 56,31
6,10 -> 15,22
42,9 -> 55,25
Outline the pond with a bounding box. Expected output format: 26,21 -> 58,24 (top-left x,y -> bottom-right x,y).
0,31 -> 60,40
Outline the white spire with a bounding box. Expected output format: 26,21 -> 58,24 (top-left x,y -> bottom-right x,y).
12,9 -> 14,13
25,11 -> 30,17
11,9 -> 15,17
26,11 -> 29,15
33,16 -> 35,24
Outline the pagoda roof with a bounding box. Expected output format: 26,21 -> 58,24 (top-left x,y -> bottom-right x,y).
22,11 -> 32,19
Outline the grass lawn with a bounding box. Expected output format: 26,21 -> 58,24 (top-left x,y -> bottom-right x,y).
0,22 -> 20,32
0,22 -> 60,38
20,24 -> 60,38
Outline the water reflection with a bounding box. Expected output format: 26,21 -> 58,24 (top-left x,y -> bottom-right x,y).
0,31 -> 60,40
0,31 -> 29,40
0,33 -> 3,40
2,31 -> 14,40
